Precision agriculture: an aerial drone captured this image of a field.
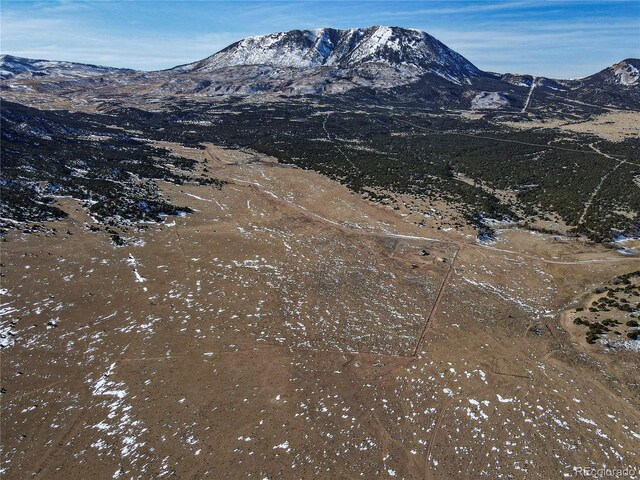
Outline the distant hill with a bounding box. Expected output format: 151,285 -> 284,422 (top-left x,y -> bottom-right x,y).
1,27 -> 638,112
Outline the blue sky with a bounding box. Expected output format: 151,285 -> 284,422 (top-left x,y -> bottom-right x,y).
1,0 -> 638,78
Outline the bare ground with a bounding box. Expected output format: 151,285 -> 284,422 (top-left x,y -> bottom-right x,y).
1,144 -> 639,479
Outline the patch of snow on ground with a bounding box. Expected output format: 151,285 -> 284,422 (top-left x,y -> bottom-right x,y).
471,91 -> 510,109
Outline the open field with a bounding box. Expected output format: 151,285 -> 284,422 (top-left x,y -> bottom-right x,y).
503,111 -> 640,142
2,145 -> 639,479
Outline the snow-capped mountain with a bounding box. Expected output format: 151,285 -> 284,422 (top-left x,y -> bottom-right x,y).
0,54 -> 132,80
0,27 -> 638,113
181,26 -> 481,86
583,59 -> 640,87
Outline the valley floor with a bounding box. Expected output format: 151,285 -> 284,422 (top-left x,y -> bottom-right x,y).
1,144 -> 639,479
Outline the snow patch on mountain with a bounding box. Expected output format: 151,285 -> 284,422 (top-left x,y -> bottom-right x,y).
0,54 -> 130,80
471,91 -> 510,109
613,62 -> 639,86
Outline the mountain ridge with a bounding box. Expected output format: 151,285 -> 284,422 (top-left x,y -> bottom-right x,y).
1,27 -> 638,112
0,54 -> 133,80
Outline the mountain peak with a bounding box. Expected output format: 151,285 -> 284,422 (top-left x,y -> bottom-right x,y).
182,26 -> 481,85
582,58 -> 640,87
611,59 -> 639,86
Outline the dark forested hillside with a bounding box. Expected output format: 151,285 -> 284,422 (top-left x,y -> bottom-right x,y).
2,98 -> 638,243
0,101 -> 214,231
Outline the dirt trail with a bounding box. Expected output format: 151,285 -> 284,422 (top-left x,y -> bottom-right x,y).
322,113 -> 361,173
413,247 -> 460,356
577,143 -> 626,225
521,77 -> 537,113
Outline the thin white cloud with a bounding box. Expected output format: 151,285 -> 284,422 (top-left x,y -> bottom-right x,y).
0,12 -> 244,69
346,0 -> 541,19
1,1 -> 637,77
424,18 -> 639,77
